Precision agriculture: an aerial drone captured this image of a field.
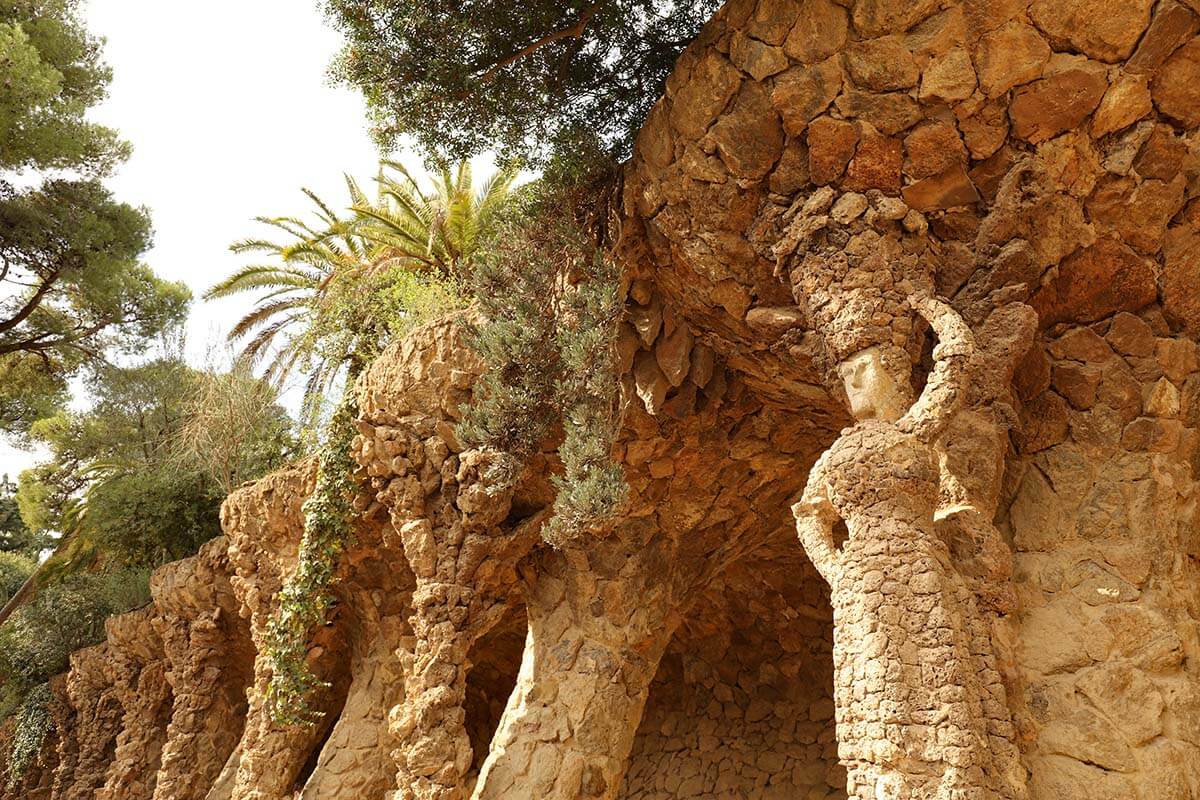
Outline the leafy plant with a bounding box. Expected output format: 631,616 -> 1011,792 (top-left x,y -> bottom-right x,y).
323,0 -> 721,165
262,392 -> 357,725
458,188 -> 627,543
0,553 -> 33,607
4,682 -> 51,789
204,161 -> 493,430
0,1 -> 189,435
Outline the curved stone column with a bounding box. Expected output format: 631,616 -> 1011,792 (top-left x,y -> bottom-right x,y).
471,533 -> 681,800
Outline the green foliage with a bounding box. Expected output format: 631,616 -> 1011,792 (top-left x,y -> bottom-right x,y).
17,358 -> 294,570
262,391 -> 357,725
323,0 -> 720,165
458,189 -> 627,538
544,249 -> 626,545
0,552 -> 33,606
0,568 -> 150,692
457,210 -> 567,487
5,682 -> 51,789
0,2 -> 187,435
0,475 -> 45,558
0,1 -> 127,175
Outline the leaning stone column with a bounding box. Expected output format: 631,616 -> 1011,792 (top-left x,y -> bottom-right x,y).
58,644 -> 125,800
151,539 -> 253,800
471,529 -> 679,800
96,607 -> 172,800
357,407 -> 541,800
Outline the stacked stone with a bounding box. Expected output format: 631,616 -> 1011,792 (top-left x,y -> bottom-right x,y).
355,316 -> 542,800
621,549 -> 845,800
1005,314 -> 1200,798
95,607 -> 172,800
56,644 -> 125,800
220,460 -> 352,800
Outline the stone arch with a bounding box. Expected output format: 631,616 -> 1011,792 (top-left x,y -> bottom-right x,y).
620,532 -> 844,799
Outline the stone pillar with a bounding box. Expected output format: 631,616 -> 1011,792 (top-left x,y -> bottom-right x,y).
298,605 -> 408,799
150,540 -> 253,800
361,411 -> 541,800
55,645 -> 126,800
471,535 -> 680,800
96,607 -> 172,800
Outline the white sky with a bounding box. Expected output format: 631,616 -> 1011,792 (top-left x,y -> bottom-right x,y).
1,0 -> 386,477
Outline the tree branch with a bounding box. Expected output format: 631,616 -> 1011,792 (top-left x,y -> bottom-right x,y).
476,2 -> 604,84
0,267 -> 61,335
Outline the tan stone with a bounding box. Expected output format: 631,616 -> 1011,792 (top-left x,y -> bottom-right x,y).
634,351 -> 671,414
851,0 -> 941,37
919,47 -> 977,103
745,0 -> 799,45
842,128 -> 902,194
903,120 -> 966,180
901,165 -> 980,211
1129,0 -> 1200,74
834,89 -> 923,135
1090,73 -> 1153,138
1152,37 -> 1200,127
845,36 -> 919,92
771,57 -> 844,135
729,33 -> 789,81
975,22 -> 1051,98
770,137 -> 812,195
807,116 -> 859,185
783,0 -> 849,64
958,98 -> 1010,159
1009,61 -> 1108,144
669,51 -> 742,139
1029,238 -> 1158,327
1164,204 -> 1200,333
655,323 -> 694,387
1087,174 -> 1187,255
711,82 -> 784,179
1030,0 -> 1155,62
1133,125 -> 1188,181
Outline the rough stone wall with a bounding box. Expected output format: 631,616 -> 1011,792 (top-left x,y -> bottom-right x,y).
621,544 -> 844,799
96,607 -> 172,800
1001,314 -> 1200,798
58,644 -> 125,800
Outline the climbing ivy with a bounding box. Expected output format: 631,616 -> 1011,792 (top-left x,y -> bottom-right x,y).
262,390 -> 358,726
5,682 -> 51,788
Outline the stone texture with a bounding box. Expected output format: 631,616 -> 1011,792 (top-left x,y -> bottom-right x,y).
1029,238 -> 1158,327
975,22 -> 1052,98
21,5 -> 1200,800
1152,36 -> 1200,127
1010,60 -> 1109,144
1029,0 -> 1155,62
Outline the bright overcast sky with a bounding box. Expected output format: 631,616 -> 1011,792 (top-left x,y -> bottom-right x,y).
1,0 -> 386,477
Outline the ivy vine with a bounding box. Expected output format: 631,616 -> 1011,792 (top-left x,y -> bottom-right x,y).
262,390 -> 358,726
6,682 -> 52,788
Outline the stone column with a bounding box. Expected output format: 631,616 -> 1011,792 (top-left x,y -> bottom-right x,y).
471,534 -> 680,800
362,410 -> 541,800
96,608 -> 173,800
57,645 -> 125,800
150,540 -> 253,800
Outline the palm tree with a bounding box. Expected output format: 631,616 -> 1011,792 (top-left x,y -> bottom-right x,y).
204,160 -> 518,427
351,159 -> 521,279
